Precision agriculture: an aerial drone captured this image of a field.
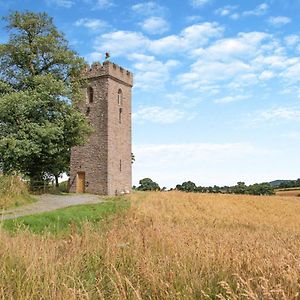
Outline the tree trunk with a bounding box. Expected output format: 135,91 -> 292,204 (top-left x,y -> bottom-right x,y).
55,175 -> 59,188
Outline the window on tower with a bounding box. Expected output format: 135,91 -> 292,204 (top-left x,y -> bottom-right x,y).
87,86 -> 94,103
117,89 -> 123,106
119,108 -> 122,124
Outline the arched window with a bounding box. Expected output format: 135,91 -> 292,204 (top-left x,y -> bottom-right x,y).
117,89 -> 123,106
87,86 -> 94,103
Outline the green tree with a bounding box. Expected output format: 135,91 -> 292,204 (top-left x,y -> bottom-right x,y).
137,178 -> 160,191
0,11 -> 91,188
247,183 -> 274,196
175,184 -> 182,190
232,182 -> 247,194
181,181 -> 197,192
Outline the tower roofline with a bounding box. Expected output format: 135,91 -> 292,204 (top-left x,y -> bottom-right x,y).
81,61 -> 133,87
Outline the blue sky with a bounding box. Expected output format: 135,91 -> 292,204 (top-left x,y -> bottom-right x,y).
1,0 -> 300,187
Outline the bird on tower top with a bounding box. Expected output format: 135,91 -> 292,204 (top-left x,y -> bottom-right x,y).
105,52 -> 110,61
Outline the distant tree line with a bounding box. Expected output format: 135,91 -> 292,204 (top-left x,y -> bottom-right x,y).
277,179 -> 300,189
134,179 -> 275,196
175,181 -> 274,195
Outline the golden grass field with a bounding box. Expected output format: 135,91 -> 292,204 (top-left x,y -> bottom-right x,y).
276,188 -> 300,197
0,191 -> 300,299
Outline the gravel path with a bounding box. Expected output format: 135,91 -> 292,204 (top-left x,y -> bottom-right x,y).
0,194 -> 104,220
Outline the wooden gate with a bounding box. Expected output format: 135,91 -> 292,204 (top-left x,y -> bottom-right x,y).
76,172 -> 85,193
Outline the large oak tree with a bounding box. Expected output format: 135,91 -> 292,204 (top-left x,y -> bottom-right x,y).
0,12 -> 91,188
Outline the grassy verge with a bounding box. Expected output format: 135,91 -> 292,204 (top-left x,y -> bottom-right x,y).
0,175 -> 36,209
2,197 -> 129,235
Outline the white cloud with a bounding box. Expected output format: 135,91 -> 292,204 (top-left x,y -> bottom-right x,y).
176,29 -> 300,95
75,18 -> 107,31
253,107 -> 300,124
215,5 -> 238,18
268,16 -> 291,27
94,31 -> 149,56
190,0 -> 212,8
46,0 -> 74,8
259,70 -> 275,80
150,22 -> 223,54
94,22 -> 223,57
253,55 -> 298,70
94,0 -> 115,9
133,106 -> 192,124
178,32 -> 271,89
285,35 -> 300,47
93,20 -> 300,97
179,60 -> 250,87
140,17 -> 169,35
243,3 -> 269,17
214,94 -> 251,104
128,53 -> 179,90
216,3 -> 269,20
192,32 -> 270,60
132,1 -> 165,16
281,62 -> 300,82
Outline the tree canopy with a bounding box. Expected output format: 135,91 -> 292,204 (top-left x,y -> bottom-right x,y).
0,11 -> 91,187
137,178 -> 160,191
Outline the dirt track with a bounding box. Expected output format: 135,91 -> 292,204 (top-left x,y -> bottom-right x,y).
0,194 -> 104,220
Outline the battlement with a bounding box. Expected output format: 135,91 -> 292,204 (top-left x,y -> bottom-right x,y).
81,61 -> 133,87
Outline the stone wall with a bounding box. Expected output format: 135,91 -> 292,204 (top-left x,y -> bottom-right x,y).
107,72 -> 132,195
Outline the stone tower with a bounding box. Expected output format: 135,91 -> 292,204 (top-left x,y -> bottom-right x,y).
69,61 -> 133,195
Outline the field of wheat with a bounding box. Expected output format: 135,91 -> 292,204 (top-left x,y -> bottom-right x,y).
0,191 -> 299,299
276,188 -> 300,197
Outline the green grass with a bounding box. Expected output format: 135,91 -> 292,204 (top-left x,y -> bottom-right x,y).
9,193 -> 37,208
2,197 -> 129,235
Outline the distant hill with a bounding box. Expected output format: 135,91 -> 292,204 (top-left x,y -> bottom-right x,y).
269,180 -> 296,188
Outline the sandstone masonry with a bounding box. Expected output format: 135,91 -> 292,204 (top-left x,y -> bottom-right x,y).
69,61 -> 133,195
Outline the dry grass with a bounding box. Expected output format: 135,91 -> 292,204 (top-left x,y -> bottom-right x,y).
0,191 -> 300,299
0,175 -> 34,209
276,188 -> 300,197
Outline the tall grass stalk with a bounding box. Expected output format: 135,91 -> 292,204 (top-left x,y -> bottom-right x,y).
0,175 -> 33,209
0,192 -> 299,299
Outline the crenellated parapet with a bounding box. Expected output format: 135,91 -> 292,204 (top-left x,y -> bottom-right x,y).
81,61 -> 133,87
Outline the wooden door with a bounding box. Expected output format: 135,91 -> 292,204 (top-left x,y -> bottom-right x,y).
76,172 -> 85,193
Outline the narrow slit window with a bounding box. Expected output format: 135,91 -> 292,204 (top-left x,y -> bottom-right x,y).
117,89 -> 123,106
119,107 -> 122,124
120,160 -> 122,172
87,86 -> 94,103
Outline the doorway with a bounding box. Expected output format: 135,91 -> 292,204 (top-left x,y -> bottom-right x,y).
76,172 -> 85,193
